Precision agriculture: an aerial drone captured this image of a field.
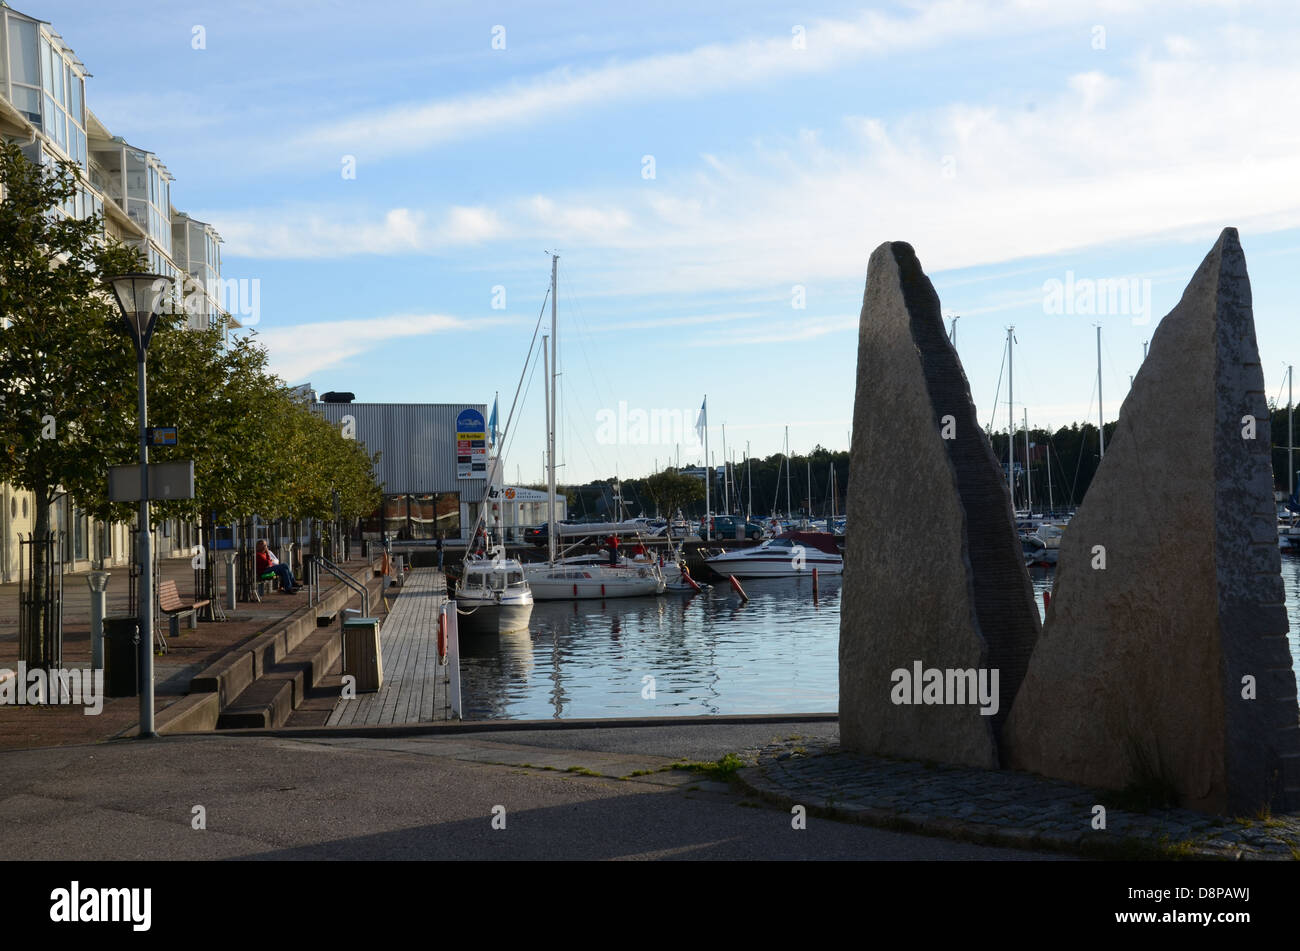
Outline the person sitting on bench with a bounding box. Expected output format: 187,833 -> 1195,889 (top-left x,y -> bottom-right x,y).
256,540 -> 299,593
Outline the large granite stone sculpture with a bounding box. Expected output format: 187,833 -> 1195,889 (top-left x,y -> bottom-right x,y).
1004,228 -> 1300,814
840,242 -> 1041,768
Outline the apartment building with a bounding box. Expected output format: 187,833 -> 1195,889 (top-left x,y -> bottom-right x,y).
0,3 -> 233,582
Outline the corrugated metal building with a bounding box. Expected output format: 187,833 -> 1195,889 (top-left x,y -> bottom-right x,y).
312,402 -> 489,541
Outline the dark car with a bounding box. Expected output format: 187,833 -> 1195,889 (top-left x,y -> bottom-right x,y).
703,515 -> 764,540
525,523 -> 550,546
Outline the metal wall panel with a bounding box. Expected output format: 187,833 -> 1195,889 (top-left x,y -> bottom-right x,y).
312,402 -> 488,496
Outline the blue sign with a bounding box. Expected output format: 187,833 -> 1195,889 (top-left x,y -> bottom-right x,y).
456,409 -> 485,432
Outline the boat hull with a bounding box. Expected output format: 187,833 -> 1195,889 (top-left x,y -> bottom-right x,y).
457,598 -> 534,635
524,564 -> 664,600
703,555 -> 843,578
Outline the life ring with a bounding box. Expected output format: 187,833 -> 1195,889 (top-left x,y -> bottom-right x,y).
437,613 -> 448,659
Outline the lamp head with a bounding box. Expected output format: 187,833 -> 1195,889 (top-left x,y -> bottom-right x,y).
107,273 -> 173,356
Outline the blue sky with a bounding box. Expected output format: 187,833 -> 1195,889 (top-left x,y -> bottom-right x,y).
36,0 -> 1300,482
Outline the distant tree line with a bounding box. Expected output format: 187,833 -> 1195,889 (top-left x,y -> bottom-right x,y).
556,402 -> 1300,522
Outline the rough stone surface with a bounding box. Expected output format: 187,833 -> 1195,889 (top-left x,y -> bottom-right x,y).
738,738 -> 1300,860
1004,228 -> 1300,815
840,242 -> 1041,768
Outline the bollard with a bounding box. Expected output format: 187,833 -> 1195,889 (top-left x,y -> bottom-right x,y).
729,574 -> 749,602
86,571 -> 111,670
221,551 -> 238,613
812,566 -> 819,596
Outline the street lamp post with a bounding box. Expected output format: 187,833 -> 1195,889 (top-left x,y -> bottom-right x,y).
107,273 -> 172,739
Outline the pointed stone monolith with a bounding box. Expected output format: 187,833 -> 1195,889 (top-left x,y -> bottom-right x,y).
840,242 -> 1041,768
1004,228 -> 1300,814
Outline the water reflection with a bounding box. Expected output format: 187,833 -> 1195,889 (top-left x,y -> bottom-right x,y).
457,574 -> 842,720
457,562 -> 1300,721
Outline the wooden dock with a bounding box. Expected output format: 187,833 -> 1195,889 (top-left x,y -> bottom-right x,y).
326,567 -> 451,726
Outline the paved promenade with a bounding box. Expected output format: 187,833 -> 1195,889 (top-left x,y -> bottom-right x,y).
0,721 -> 1065,860
327,568 -> 450,726
0,554 -> 376,748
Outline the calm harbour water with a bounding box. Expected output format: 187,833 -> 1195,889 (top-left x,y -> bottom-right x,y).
457,564 -> 1300,720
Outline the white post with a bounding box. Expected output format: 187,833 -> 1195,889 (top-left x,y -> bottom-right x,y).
1289,365 -> 1294,498
444,600 -> 462,719
87,571 -> 110,669
221,551 -> 237,612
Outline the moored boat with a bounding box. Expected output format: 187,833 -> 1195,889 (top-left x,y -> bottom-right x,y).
704,530 -> 842,578
457,554 -> 535,634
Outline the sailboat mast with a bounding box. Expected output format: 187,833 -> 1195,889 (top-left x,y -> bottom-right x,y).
1097,325 -> 1105,460
1047,440 -> 1054,514
1007,326 -> 1014,507
1289,364 -> 1294,498
703,396 -> 710,540
722,423 -> 729,515
546,254 -> 558,564
1024,408 -> 1032,515
784,426 -> 791,518
806,458 -> 811,521
746,441 -> 752,520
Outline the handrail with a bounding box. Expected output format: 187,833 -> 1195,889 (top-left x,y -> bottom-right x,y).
316,554 -> 370,619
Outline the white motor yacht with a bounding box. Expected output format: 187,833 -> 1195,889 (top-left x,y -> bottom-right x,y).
457,553 -> 535,634
704,531 -> 843,578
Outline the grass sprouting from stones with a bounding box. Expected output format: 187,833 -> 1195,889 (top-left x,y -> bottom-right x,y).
671,753 -> 747,782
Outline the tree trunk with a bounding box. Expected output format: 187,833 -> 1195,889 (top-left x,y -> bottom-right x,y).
26,488 -> 52,669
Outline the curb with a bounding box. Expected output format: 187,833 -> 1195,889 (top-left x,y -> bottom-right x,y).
166,711 -> 840,741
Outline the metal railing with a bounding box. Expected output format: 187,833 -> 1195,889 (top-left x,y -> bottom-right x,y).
313,553 -> 370,619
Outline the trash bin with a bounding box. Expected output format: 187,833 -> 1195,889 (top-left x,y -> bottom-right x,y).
103,617 -> 140,698
341,617 -> 383,693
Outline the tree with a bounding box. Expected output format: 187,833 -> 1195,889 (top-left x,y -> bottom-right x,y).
0,143 -> 142,665
641,468 -> 704,517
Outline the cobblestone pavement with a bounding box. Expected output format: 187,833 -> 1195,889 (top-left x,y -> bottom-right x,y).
733,735 -> 1300,860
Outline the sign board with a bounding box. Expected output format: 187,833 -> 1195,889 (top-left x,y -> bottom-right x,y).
146,426 -> 178,446
455,408 -> 487,480
108,460 -> 196,502
496,485 -> 549,502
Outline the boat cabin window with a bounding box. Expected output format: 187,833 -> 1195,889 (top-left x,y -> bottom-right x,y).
507,571 -> 523,586
768,537 -> 793,548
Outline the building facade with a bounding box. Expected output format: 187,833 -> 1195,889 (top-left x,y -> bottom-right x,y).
309,402 -> 566,542
0,3 -> 233,582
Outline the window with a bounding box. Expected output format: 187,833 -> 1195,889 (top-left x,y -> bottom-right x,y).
8,18 -> 39,85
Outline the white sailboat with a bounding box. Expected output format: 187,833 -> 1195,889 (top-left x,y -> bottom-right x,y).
523,254 -> 665,600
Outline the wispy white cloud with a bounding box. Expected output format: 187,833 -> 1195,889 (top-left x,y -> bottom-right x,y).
216,27 -> 1300,305
252,312 -> 509,381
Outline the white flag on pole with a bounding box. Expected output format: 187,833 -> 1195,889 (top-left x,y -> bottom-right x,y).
695,397 -> 707,443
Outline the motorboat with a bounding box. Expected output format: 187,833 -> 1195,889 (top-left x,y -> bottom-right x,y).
524,561 -> 665,599
704,530 -> 843,578
456,552 -> 535,634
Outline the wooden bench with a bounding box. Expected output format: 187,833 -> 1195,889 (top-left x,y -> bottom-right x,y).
160,579 -> 210,638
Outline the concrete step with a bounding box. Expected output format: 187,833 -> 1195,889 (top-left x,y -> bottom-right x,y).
218,627 -> 343,729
